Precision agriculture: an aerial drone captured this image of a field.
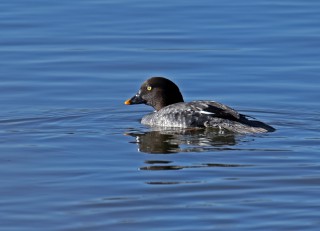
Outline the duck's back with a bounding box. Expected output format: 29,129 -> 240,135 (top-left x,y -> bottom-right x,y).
141,101 -> 275,134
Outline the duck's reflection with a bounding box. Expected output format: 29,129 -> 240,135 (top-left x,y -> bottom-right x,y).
125,128 -> 253,184
126,127 -> 239,154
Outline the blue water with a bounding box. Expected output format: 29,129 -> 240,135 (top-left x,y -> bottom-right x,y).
1,0 -> 320,230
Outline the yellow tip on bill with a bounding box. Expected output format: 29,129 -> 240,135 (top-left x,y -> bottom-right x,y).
124,99 -> 131,105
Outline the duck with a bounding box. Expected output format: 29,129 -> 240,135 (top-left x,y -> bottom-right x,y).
124,77 -> 275,134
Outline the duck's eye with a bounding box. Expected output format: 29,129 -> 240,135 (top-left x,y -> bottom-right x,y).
147,86 -> 152,91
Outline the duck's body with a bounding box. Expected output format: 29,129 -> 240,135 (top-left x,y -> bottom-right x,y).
125,77 -> 275,134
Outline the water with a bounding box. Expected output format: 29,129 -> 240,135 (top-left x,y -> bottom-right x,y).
1,0 -> 320,230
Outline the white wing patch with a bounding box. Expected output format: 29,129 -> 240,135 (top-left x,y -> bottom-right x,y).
191,106 -> 216,115
199,110 -> 215,115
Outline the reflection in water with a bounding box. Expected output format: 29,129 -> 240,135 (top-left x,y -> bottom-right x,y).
125,128 -> 253,175
125,127 -> 243,154
139,162 -> 250,171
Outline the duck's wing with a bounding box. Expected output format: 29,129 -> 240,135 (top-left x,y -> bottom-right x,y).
188,100 -> 242,121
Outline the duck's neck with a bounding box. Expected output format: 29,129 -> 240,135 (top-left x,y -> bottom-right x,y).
153,93 -> 184,111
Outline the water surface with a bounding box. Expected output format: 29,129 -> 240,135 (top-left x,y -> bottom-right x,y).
1,0 -> 320,230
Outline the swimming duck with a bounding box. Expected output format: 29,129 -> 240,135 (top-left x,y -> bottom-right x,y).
125,77 -> 275,134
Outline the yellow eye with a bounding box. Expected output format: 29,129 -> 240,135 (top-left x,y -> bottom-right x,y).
147,86 -> 152,91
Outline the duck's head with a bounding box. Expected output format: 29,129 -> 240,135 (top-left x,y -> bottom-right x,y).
125,77 -> 184,111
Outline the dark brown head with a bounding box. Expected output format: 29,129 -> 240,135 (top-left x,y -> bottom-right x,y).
124,77 -> 184,111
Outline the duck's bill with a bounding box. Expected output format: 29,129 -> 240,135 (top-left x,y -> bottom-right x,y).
124,98 -> 132,105
124,94 -> 145,105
